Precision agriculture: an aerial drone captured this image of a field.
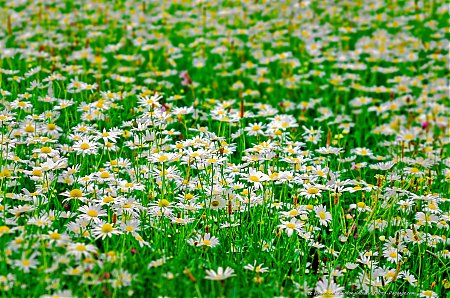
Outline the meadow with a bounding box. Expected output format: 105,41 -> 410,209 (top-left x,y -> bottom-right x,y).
0,0 -> 449,297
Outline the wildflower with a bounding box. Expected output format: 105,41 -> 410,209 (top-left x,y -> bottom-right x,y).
111,269 -> 134,288
278,218 -> 303,237
208,196 -> 227,210
244,261 -> 269,273
148,257 -> 167,269
420,290 -> 437,298
245,122 -> 265,136
67,243 -> 98,259
92,221 -> 122,240
350,201 -> 372,212
351,147 -> 374,158
314,278 -> 344,298
400,270 -> 417,286
188,233 -> 220,248
120,220 -> 141,236
204,267 -> 235,281
314,205 -> 332,226
78,204 -> 107,223
61,188 -> 87,203
151,152 -> 177,164
300,184 -> 323,199
72,138 -> 98,155
382,248 -> 402,263
13,253 -> 39,273
246,169 -> 270,189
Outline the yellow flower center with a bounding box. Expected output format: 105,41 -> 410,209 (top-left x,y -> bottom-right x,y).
0,226 -> 10,234
103,196 -> 114,203
158,199 -> 170,207
101,224 -> 113,233
317,289 -> 335,298
87,210 -> 98,217
24,125 -> 35,133
357,202 -> 366,208
49,232 -> 61,240
80,143 -> 90,150
158,155 -> 168,162
308,187 -> 319,194
100,171 -> 110,179
318,212 -> 327,220
289,210 -> 299,217
75,244 -> 86,252
249,175 -> 260,182
32,169 -> 43,177
41,147 -> 52,153
70,189 -> 83,198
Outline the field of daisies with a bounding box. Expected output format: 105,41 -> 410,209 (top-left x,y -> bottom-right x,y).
0,0 -> 449,297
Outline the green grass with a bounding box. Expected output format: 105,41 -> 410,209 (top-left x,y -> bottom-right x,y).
0,0 -> 449,297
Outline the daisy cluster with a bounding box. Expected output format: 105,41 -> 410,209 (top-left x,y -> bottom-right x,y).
0,0 -> 449,297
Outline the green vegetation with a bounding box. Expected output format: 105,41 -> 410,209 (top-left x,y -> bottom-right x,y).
0,0 -> 449,297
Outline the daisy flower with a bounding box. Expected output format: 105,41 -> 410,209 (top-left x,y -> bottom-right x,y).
404,166 -> 424,177
120,220 -> 141,236
67,243 -> 98,259
151,152 -> 178,164
72,138 -> 98,156
351,147 -> 374,158
92,221 -> 122,240
383,248 -> 402,263
138,93 -> 162,108
188,233 -> 220,248
60,188 -> 87,203
399,270 -> 417,286
314,205 -> 332,226
314,278 -> 344,298
350,201 -> 372,212
243,261 -> 269,273
246,169 -> 270,189
13,253 -> 39,273
204,267 -> 235,281
78,204 -> 107,223
301,183 -> 323,199
420,290 -> 437,298
135,234 -> 150,247
148,257 -> 167,269
278,218 -> 303,237
280,206 -> 308,219
244,122 -> 265,136
208,196 -> 227,210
